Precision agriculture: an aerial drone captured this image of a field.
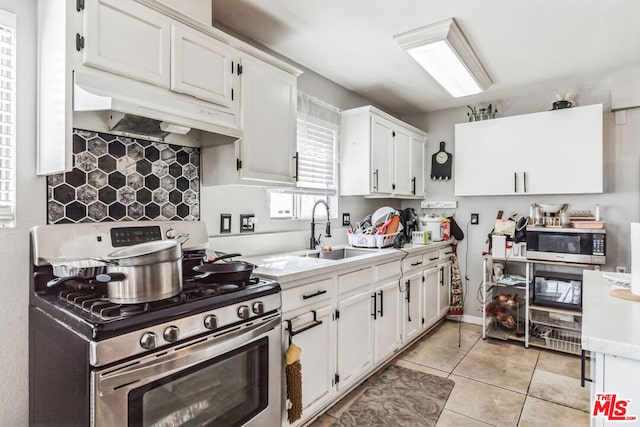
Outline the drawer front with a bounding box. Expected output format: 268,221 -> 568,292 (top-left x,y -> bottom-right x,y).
439,246 -> 454,260
282,277 -> 335,313
338,267 -> 374,295
423,250 -> 441,268
402,255 -> 424,272
375,260 -> 401,282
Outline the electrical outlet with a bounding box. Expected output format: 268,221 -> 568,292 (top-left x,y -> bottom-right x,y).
471,213 -> 479,224
342,213 -> 351,226
240,214 -> 255,232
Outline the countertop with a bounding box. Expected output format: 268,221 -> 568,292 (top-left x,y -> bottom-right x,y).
582,270 -> 640,359
245,240 -> 454,287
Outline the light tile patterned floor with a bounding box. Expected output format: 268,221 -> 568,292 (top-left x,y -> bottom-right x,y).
309,320 -> 591,427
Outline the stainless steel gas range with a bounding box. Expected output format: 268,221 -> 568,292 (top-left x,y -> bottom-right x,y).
29,221 -> 281,427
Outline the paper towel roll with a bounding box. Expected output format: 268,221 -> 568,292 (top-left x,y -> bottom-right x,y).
631,223 -> 640,295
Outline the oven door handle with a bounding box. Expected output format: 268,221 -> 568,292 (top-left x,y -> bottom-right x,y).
96,315 -> 280,392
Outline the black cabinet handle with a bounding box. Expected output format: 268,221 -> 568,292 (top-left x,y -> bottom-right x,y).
514,172 -> 518,193
371,293 -> 377,319
378,290 -> 384,317
411,177 -> 416,195
292,151 -> 299,181
286,311 -> 322,345
440,266 -> 444,286
581,350 -> 592,387
411,261 -> 423,267
406,281 -> 412,322
429,256 -> 439,261
523,172 -> 527,193
373,169 -> 379,191
302,289 -> 327,300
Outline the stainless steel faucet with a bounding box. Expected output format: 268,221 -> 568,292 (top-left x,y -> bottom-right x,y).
310,200 -> 331,249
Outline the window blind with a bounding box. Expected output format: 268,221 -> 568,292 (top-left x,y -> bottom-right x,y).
0,11 -> 15,227
296,118 -> 336,190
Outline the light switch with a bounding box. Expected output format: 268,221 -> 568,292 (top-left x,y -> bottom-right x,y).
220,214 -> 231,233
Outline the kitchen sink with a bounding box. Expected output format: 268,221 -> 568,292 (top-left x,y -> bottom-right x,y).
300,248 -> 373,260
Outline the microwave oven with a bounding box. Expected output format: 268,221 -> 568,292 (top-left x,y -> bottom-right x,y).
532,272 -> 582,311
525,227 -> 605,264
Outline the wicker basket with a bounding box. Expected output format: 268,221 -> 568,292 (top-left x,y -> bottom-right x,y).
348,232 -> 398,248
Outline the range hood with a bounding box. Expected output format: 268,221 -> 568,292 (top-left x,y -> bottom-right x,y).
73,70 -> 242,143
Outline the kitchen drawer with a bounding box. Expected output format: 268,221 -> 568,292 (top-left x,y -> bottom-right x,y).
282,277 -> 335,313
338,267 -> 373,295
402,255 -> 424,272
439,246 -> 454,260
423,250 -> 441,267
375,260 -> 401,282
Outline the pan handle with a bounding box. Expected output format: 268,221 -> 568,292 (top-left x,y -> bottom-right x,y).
90,256 -> 119,266
96,272 -> 127,283
47,276 -> 84,288
206,253 -> 243,263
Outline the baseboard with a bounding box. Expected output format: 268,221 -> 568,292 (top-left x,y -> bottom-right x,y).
446,314 -> 483,325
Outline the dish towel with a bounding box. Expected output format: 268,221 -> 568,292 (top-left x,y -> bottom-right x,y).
448,245 -> 463,316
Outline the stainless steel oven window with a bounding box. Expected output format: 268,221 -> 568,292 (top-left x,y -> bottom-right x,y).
129,337 -> 269,426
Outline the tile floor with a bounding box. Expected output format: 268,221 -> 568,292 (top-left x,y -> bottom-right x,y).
310,320 -> 591,427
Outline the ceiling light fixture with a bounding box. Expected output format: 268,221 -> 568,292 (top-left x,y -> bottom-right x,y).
394,18 -> 492,98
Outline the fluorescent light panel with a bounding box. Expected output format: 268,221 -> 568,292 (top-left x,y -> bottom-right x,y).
394,18 -> 492,98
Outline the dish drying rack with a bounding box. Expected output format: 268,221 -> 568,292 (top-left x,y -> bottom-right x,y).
348,232 -> 398,248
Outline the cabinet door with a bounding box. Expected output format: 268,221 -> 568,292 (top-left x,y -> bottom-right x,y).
82,0 -> 171,87
438,261 -> 452,317
373,280 -> 401,363
410,135 -> 426,196
393,127 -> 412,196
454,120 -> 523,196
171,24 -> 239,110
370,115 -> 394,194
282,305 -> 335,425
423,266 -> 440,329
239,55 -> 297,185
337,289 -> 373,390
401,271 -> 423,343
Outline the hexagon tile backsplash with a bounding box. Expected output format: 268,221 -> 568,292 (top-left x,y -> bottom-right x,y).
47,129 -> 200,224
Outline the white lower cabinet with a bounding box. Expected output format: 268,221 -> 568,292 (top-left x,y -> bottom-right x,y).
422,265 -> 440,329
591,352 -> 640,427
373,280 -> 401,363
336,288 -> 374,391
401,270 -> 423,343
438,260 -> 452,317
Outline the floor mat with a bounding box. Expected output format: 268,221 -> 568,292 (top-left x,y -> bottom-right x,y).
332,365 -> 455,427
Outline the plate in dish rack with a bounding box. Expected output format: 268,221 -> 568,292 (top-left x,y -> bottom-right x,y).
603,273 -> 631,289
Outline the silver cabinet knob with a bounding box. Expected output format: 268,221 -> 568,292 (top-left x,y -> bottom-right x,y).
163,326 -> 179,343
238,305 -> 250,319
140,332 -> 157,350
166,228 -> 177,239
252,301 -> 265,315
203,314 -> 218,330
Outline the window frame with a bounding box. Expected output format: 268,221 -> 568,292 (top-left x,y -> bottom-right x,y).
0,8 -> 16,228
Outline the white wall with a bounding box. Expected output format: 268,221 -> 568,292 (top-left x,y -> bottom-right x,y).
401,84 -> 640,320
0,0 -> 44,425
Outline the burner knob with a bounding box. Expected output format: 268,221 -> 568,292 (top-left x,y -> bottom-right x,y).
203,314 -> 218,330
252,301 -> 265,315
140,332 -> 157,350
163,326 -> 179,343
166,228 -> 177,239
237,305 -> 251,319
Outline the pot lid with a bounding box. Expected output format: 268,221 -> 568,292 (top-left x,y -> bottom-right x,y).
106,240 -> 179,259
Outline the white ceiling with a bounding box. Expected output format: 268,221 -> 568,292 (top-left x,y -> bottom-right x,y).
211,0 -> 640,115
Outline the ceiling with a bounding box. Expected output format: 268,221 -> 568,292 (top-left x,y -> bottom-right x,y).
211,0 -> 640,115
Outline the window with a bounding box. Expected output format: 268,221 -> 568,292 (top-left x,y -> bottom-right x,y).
0,10 -> 15,228
270,93 -> 340,220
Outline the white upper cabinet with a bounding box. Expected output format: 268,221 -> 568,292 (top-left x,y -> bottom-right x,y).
170,23 -> 239,111
201,54 -> 298,186
455,104 -> 603,196
341,105 -> 427,198
82,0 -> 171,87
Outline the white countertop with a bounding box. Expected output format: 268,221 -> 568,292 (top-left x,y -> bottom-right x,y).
582,270 -> 640,360
245,240 -> 454,287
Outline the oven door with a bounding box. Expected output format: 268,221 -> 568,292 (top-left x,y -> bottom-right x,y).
92,315 -> 281,427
